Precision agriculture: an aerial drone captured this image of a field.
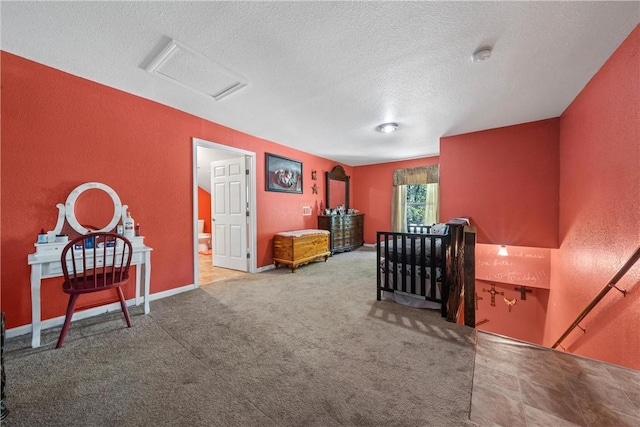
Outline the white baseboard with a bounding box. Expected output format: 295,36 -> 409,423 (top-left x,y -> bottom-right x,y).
6,283 -> 197,339
148,283 -> 195,301
257,264 -> 275,273
6,300 -> 134,339
4,324 -> 33,339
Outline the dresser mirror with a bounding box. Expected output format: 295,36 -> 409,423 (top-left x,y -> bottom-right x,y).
325,165 -> 350,211
64,182 -> 123,234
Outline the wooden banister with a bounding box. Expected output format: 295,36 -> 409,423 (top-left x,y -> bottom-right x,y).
552,246 -> 640,349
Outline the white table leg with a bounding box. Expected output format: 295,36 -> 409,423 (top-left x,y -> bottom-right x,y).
135,261 -> 142,307
143,251 -> 151,314
30,265 -> 42,348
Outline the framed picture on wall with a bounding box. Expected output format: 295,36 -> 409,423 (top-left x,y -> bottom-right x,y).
265,153 -> 303,193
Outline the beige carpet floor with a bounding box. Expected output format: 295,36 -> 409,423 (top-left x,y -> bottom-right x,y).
4,248 -> 477,426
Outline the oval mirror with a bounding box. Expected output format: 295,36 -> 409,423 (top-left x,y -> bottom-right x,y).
65,182 -> 122,234
74,189 -> 115,231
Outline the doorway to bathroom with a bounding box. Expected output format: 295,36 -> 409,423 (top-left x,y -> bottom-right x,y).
192,138 -> 257,287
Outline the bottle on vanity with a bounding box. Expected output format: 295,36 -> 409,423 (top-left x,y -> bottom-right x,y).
124,212 -> 135,239
37,228 -> 48,244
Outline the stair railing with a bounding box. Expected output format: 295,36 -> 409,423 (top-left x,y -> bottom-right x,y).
552,246 -> 640,349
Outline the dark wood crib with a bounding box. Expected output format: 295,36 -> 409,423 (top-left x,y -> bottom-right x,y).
376,223 -> 477,325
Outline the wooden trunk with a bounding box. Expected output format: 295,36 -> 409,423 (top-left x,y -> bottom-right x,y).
273,231 -> 330,273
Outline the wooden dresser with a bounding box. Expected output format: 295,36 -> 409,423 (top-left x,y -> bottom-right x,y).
273,229 -> 330,272
317,213 -> 364,254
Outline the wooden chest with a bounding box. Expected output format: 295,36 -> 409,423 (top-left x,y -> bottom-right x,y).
273,230 -> 331,272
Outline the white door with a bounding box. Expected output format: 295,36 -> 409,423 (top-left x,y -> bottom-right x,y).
211,156 -> 248,271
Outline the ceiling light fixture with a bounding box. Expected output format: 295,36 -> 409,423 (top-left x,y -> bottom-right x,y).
497,245 -> 509,256
472,47 -> 492,63
376,122 -> 398,133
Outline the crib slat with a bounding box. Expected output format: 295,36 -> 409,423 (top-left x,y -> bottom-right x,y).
376,231 -> 445,305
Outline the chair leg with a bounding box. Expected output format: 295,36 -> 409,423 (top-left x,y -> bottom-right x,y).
56,294 -> 79,348
116,287 -> 132,328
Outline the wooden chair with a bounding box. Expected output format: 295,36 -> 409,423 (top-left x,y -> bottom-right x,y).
56,232 -> 133,348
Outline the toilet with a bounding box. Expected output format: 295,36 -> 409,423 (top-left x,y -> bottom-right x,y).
197,219 -> 211,253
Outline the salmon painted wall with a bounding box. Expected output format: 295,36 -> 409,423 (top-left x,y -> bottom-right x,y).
257,153 -> 353,262
476,279 -> 549,345
197,187 -> 212,233
352,157 -> 439,244
0,52 -> 345,329
439,119 -> 560,248
547,25 -> 640,369
475,244 -> 552,344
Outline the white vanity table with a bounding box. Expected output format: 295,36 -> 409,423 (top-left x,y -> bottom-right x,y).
27,182 -> 152,348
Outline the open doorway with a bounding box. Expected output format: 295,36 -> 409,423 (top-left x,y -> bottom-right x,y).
192,138 -> 257,287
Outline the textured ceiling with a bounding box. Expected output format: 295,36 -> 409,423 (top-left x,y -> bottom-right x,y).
2,2 -> 638,166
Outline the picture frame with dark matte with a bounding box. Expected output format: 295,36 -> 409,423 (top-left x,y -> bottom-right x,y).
265,153 -> 303,193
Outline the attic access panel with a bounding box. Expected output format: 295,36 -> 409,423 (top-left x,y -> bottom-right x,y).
146,39 -> 247,101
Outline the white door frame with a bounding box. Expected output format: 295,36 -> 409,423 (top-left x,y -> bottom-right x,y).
192,138 -> 257,287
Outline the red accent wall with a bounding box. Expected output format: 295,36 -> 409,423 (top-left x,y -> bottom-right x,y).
547,25 -> 640,369
197,187 -> 212,233
475,279 -> 549,345
353,157 -> 439,244
474,244 -> 552,344
0,52 -> 343,329
257,154 -> 353,263
439,119 -> 560,248
476,244 -> 551,289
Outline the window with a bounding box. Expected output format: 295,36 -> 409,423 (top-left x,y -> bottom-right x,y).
406,184 -> 425,226
406,183 -> 438,229
391,166 -> 439,233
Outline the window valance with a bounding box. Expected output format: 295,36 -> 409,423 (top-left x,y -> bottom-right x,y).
393,165 -> 439,186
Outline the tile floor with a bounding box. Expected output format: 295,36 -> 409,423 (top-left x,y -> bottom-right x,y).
471,331 -> 640,426
198,253 -> 247,285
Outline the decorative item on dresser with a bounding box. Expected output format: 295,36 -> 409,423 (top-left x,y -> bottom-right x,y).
318,213 -> 364,254
273,229 -> 330,273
